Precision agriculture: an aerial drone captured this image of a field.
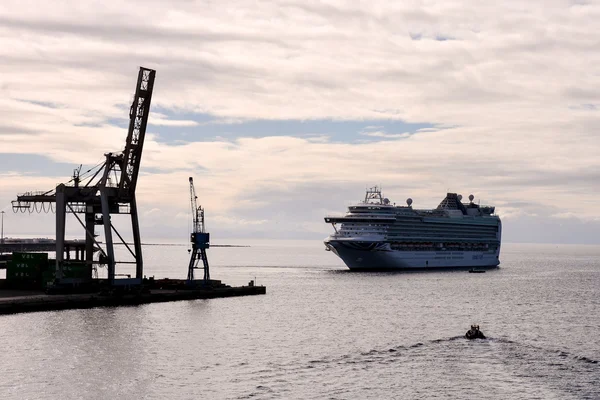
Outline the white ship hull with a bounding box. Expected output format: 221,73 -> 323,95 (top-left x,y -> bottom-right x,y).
325,239 -> 500,270
324,189 -> 502,270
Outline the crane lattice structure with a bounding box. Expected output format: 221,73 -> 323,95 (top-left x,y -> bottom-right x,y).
187,177 -> 210,282
12,67 -> 156,287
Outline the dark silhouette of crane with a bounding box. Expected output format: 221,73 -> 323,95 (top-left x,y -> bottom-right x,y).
12,67 -> 156,288
187,177 -> 210,282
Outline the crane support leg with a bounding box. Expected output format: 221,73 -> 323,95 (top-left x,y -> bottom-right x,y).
85,208 -> 95,268
130,196 -> 143,279
100,189 -> 116,284
201,249 -> 210,281
187,248 -> 197,281
55,184 -> 66,280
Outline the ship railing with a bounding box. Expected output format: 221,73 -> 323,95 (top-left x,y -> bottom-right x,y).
329,232 -> 386,238
326,214 -> 395,219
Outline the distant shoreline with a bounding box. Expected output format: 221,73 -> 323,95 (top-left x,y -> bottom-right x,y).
0,239 -> 250,249
135,243 -> 250,247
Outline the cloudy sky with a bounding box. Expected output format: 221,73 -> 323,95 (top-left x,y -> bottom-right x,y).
0,0 -> 599,244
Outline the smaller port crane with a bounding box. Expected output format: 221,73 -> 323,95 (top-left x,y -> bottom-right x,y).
187,177 -> 210,282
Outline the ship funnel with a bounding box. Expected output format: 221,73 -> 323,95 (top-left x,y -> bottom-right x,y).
406,198 -> 413,206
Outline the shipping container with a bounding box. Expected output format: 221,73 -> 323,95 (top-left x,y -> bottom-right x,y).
42,260 -> 92,287
12,252 -> 49,262
6,252 -> 49,281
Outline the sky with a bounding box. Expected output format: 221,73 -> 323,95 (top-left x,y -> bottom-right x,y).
0,0 -> 599,244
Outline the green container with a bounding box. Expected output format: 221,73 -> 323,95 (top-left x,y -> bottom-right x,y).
42,261 -> 92,286
42,270 -> 55,287
7,252 -> 49,281
62,264 -> 92,279
12,252 -> 49,262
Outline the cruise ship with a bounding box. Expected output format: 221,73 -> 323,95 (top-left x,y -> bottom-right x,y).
324,187 -> 501,270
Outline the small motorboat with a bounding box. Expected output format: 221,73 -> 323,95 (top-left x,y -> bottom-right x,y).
469,268 -> 486,273
465,324 -> 486,339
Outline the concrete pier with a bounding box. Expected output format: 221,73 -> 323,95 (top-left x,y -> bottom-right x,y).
0,284 -> 266,315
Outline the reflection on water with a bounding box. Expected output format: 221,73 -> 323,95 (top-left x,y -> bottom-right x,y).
0,241 -> 599,399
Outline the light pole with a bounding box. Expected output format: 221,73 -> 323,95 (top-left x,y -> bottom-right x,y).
0,211 -> 4,255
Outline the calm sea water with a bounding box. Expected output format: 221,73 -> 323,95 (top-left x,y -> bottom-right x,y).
0,241 -> 598,399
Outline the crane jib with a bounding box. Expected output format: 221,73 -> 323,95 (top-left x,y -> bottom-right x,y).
119,68 -> 156,198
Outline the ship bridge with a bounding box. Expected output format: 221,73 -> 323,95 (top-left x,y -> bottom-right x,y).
437,193 -> 496,216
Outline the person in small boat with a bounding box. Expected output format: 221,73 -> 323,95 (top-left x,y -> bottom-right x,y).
465,324 -> 486,339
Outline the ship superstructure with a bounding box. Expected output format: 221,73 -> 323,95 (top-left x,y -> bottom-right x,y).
324,187 -> 501,270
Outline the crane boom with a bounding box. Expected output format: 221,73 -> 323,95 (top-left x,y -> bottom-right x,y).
119,67 -> 156,199
189,177 -> 201,234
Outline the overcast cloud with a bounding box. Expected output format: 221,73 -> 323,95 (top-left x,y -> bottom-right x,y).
0,0 -> 599,244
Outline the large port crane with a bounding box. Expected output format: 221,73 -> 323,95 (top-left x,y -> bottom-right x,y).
12,67 -> 156,287
187,177 -> 210,282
